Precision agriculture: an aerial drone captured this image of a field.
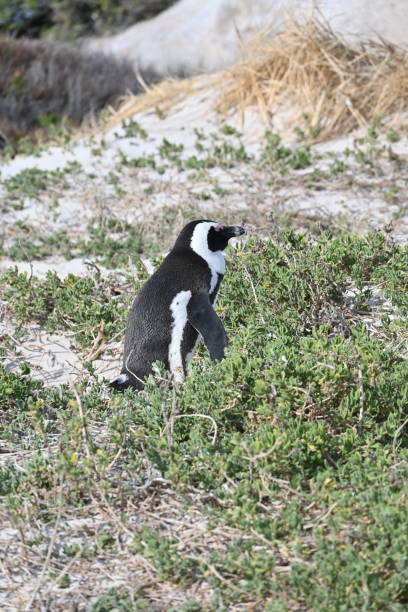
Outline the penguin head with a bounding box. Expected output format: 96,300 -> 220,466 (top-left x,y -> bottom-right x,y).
174,220 -> 245,253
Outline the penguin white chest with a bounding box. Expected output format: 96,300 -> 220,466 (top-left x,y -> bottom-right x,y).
169,290 -> 192,383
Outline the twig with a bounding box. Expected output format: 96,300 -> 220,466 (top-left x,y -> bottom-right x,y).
84,321 -> 106,362
165,413 -> 218,445
106,447 -> 123,470
190,557 -> 245,593
355,350 -> 365,436
73,390 -> 139,535
84,260 -> 102,275
0,557 -> 13,588
73,387 -> 92,461
24,477 -> 64,611
268,476 -> 304,497
305,502 -> 338,529
134,477 -> 170,492
124,348 -> 147,387
140,257 -> 155,276
41,547 -> 83,599
243,438 -> 280,462
242,263 -> 266,325
163,388 -> 179,448
392,415 -> 408,459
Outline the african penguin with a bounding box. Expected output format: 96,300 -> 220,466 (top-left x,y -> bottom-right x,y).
109,220 -> 245,391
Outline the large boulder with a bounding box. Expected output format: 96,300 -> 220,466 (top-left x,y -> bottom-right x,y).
85,0 -> 408,77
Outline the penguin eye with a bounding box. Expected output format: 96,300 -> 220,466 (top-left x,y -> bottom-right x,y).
214,224 -> 224,232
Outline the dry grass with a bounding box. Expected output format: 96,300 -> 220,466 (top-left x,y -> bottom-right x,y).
110,18 -> 408,141
105,75 -> 213,130
216,19 -> 408,140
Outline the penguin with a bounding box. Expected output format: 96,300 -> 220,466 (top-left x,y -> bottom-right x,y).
109,220 -> 245,391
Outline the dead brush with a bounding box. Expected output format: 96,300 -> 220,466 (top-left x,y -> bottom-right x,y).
0,35 -> 148,143
216,19 -> 408,140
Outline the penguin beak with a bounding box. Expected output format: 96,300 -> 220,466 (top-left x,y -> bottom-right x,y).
214,225 -> 245,238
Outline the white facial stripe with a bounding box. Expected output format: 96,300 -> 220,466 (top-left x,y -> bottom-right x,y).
169,290 -> 192,383
190,222 -> 225,293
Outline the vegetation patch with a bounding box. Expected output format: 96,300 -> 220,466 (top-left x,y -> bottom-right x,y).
0,0 -> 176,39
0,35 -> 144,149
1,230 -> 407,609
0,214 -> 157,267
0,266 -> 136,349
0,163 -> 78,209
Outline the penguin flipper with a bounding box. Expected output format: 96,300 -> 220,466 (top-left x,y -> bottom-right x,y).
187,292 -> 228,361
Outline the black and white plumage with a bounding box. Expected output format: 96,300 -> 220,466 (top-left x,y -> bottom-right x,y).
109,219 -> 245,391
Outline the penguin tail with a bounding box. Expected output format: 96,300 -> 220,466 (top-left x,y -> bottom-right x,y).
108,372 -> 144,392
108,373 -> 133,392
